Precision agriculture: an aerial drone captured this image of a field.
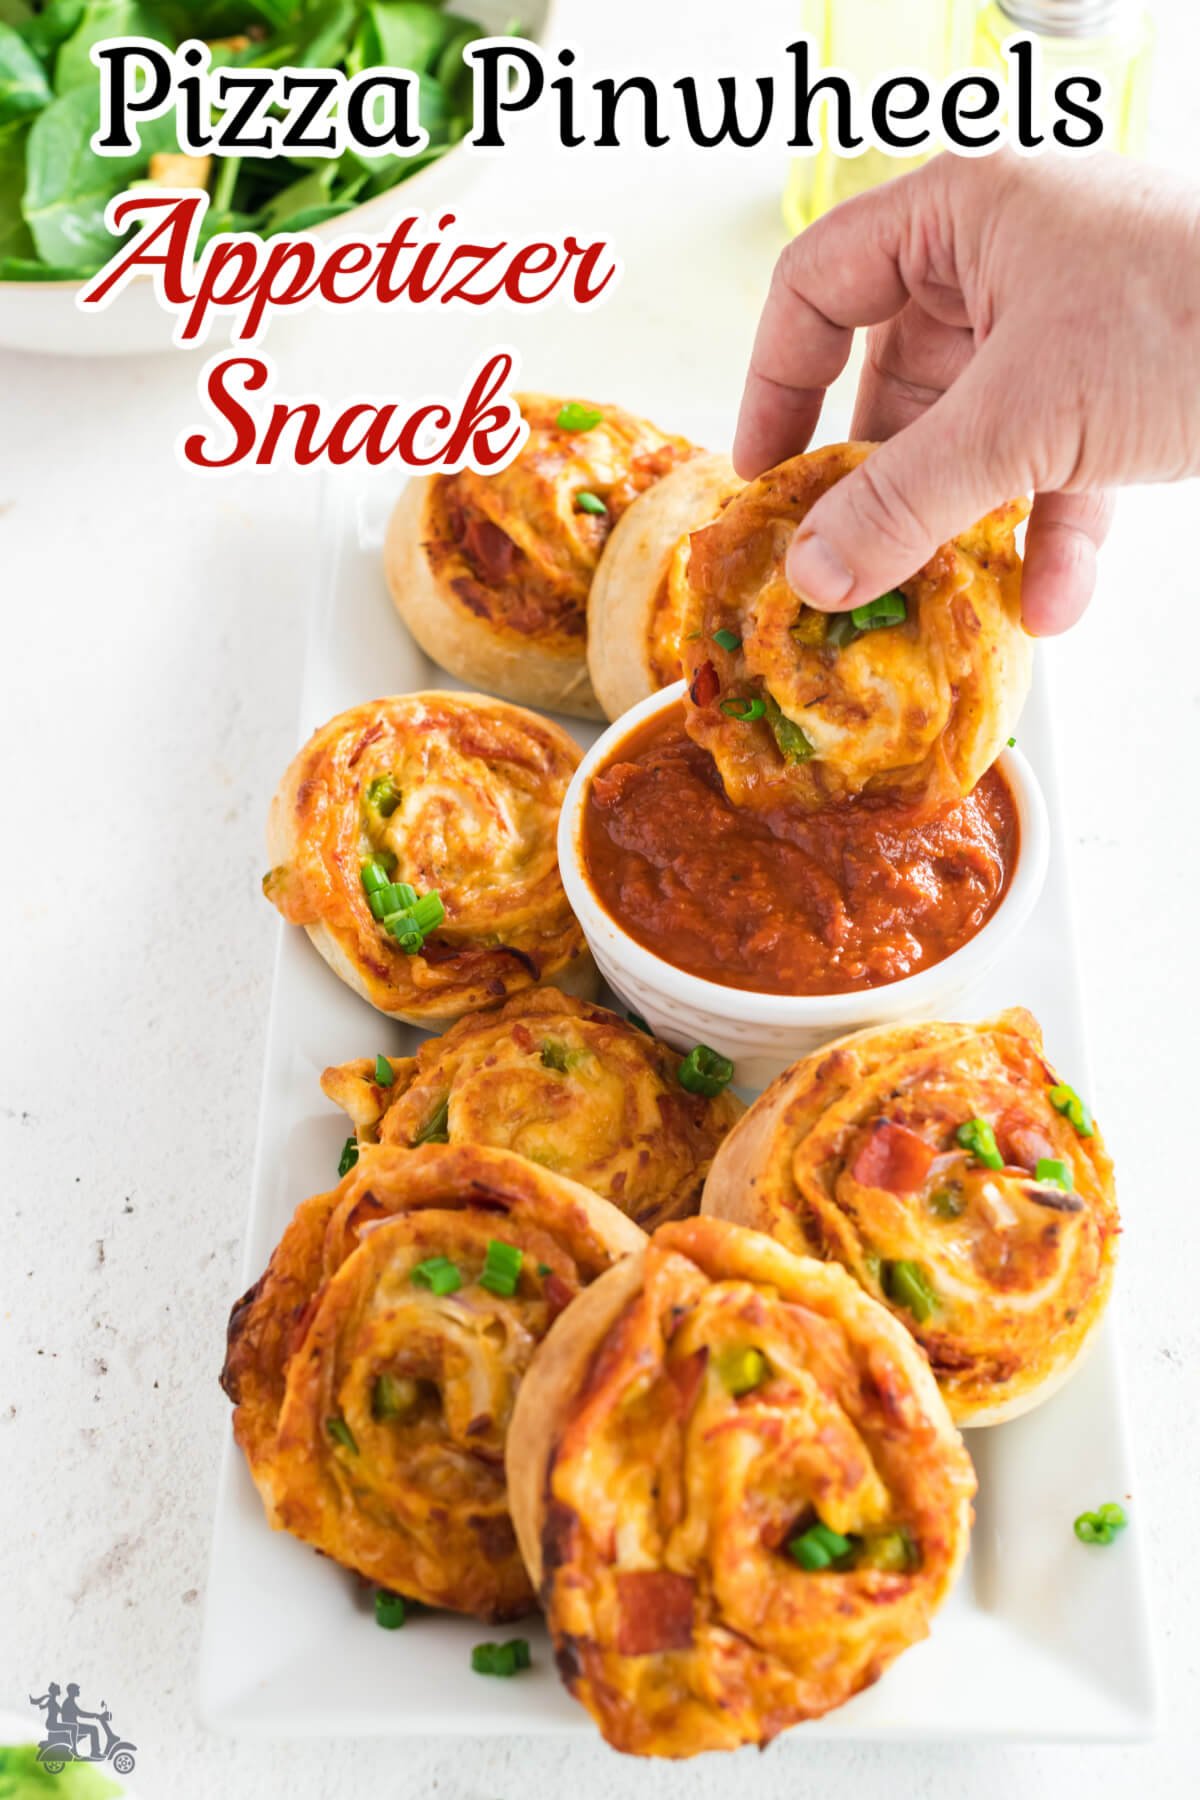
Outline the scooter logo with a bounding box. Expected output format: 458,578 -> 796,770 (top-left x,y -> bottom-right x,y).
27,1683 -> 137,1777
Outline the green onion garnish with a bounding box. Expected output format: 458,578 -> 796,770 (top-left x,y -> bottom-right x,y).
327,1415 -> 358,1454
576,491 -> 607,516
716,1346 -> 768,1396
540,1040 -> 570,1073
480,1239 -> 523,1298
883,1259 -> 938,1323
957,1117 -> 1004,1170
928,1188 -> 965,1220
411,1255 -> 462,1296
678,1044 -> 734,1097
850,590 -> 907,631
788,1522 -> 854,1571
825,613 -> 861,649
377,888 -> 445,954
372,1373 -> 417,1421
337,1136 -> 359,1178
411,1095 -> 450,1146
555,402 -> 602,432
1049,1083 -> 1095,1138
361,858 -> 391,895
860,1528 -> 918,1572
1074,1502 -> 1128,1545
471,1638 -> 532,1676
1007,736 -> 1016,748
713,628 -> 742,652
366,775 -> 401,818
720,695 -> 765,721
374,1054 -> 394,1088
1036,1157 -> 1071,1190
374,1589 -> 407,1629
626,1011 -> 651,1034
366,880 -> 419,921
763,691 -> 815,762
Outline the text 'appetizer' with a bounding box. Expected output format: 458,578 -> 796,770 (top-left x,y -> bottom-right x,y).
682,442 -> 1031,811
321,988 -> 744,1231
221,1143 -> 646,1621
385,396 -> 696,719
263,691 -> 595,1024
702,1010 -> 1118,1424
508,1216 -> 975,1755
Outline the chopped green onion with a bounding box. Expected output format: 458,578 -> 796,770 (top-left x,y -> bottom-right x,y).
763,691 -> 815,763
368,880 -> 419,921
1007,736 -> 1016,748
540,1040 -> 570,1073
1074,1502 -> 1128,1546
372,1373 -> 418,1421
481,1239 -> 524,1297
720,695 -> 766,721
626,1011 -> 651,1034
411,1255 -> 462,1296
360,858 -> 391,895
850,590 -> 907,631
861,1528 -> 918,1572
928,1188 -> 965,1221
380,889 -> 445,954
374,1589 -> 407,1629
411,1095 -> 450,1146
337,1136 -> 360,1178
678,1044 -> 734,1097
327,1415 -> 358,1454
537,1262 -> 552,1276
1049,1083 -> 1095,1138
471,1638 -> 532,1676
713,628 -> 742,652
825,613 -> 861,649
957,1117 -> 1004,1170
556,402 -> 602,432
1036,1158 -> 1071,1190
788,1521 -> 853,1571
365,775 -> 401,818
716,1346 -> 768,1396
684,628 -> 703,641
576,491 -> 607,516
883,1260 -> 938,1323
374,1054 -> 395,1088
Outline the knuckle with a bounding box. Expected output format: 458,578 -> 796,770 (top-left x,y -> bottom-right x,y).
844,456 -> 932,558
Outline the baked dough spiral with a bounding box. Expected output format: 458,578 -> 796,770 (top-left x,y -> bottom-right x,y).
587,454 -> 743,720
263,692 -> 596,1025
321,989 -> 745,1232
508,1216 -> 974,1755
702,1009 -> 1118,1425
681,442 -> 1031,811
221,1143 -> 646,1622
385,395 -> 695,720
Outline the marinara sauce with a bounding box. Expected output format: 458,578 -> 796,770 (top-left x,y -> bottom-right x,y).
582,701 -> 1019,997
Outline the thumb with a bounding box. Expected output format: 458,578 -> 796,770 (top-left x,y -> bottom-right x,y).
785,358 -> 1030,610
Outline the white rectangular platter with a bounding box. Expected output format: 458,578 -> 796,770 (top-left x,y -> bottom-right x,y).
199,464 -> 1159,1742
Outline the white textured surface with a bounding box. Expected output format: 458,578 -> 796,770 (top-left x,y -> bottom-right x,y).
2,1 -> 1198,1795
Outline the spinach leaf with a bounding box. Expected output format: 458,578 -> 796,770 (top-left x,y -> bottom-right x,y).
363,2 -> 460,74
0,20 -> 52,122
18,0 -> 86,59
0,2 -> 34,26
55,2 -> 179,94
23,79 -> 177,265
0,120 -> 35,257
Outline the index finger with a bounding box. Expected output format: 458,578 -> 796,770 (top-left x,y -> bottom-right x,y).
733,173 -> 928,478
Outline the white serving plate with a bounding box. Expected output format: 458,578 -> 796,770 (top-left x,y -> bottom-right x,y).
199,464 -> 1159,1743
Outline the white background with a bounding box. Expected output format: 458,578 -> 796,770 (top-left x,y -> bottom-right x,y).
2,1 -> 1198,1795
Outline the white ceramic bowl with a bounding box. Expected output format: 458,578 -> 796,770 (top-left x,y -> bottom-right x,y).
0,0 -> 555,356
559,680 -> 1051,1089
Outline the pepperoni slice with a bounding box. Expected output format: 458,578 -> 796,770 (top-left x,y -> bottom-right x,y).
689,661 -> 720,708
851,1120 -> 936,1195
615,1570 -> 696,1655
996,1109 -> 1057,1174
463,516 -> 517,583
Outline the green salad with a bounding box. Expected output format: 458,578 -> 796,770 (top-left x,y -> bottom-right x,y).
0,1 -> 493,281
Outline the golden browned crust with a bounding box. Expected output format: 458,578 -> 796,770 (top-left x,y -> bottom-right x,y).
701,1010 -> 1119,1426
681,442 -> 1032,810
587,454 -> 743,720
263,691 -> 597,1025
321,989 -> 744,1232
385,396 -> 696,720
222,1143 -> 646,1622
508,1216 -> 975,1756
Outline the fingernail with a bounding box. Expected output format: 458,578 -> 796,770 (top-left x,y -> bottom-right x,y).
786,531 -> 854,609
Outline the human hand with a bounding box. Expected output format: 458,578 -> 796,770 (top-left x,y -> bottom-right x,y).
734,151 -> 1200,634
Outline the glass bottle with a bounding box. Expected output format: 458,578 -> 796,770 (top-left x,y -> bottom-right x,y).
973,1 -> 1153,154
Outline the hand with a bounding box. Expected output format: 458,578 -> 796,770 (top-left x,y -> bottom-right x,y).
734,151 -> 1200,634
